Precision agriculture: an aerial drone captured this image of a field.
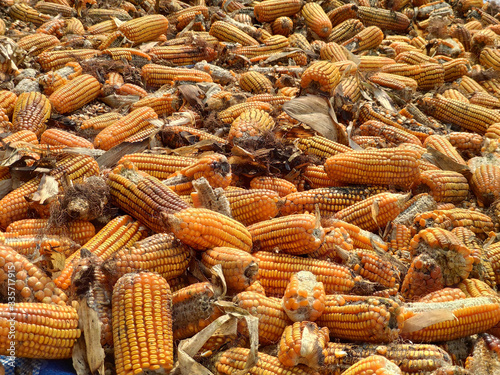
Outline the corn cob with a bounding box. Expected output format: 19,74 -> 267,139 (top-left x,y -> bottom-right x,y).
310,225 -> 354,260
11,91 -> 51,136
486,123 -> 500,139
282,271 -> 326,322
0,303 -> 80,359
239,71 -> 273,94
280,186 -> 386,217
65,17 -> 84,35
342,26 -> 384,53
254,251 -> 355,296
104,233 -> 190,283
115,83 -> 148,98
246,94 -> 291,109
458,278 -> 498,298
271,16 -> 294,36
395,51 -> 438,65
112,272 -> 173,375
87,20 -> 117,34
0,90 -> 17,117
328,19 -> 364,45
368,72 -> 418,92
327,3 -> 358,27
87,9 -> 131,22
480,48 -> 500,71
302,3 -> 332,38
249,176 -> 297,197
17,33 -> 60,57
358,120 -> 422,146
420,95 -> 500,134
296,136 -> 352,159
0,154 -> 99,229
413,208 -> 494,239
162,125 -> 228,147
0,245 -> 68,305
316,295 -> 404,343
278,321 -> 329,368
233,291 -> 290,344
80,112 -> 123,131
471,164 -> 500,206
415,170 -> 469,204
379,63 -> 445,91
424,135 -> 466,165
401,297 -> 500,342
49,74 -> 101,114
38,62 -> 83,95
201,247 -> 258,293
485,242 -> 500,286
299,165 -> 340,189
0,18 -> 5,35
218,101 -> 272,124
102,48 -> 152,64
35,1 -> 74,17
442,89 -> 469,103
2,235 -> 79,258
322,342 -> 452,375
469,92 -> 500,109
172,281 -> 223,340
342,356 -> 402,375
351,136 -> 386,148
9,3 -> 52,26
173,6 -> 209,31
215,347 -> 314,374
117,153 -> 195,180
117,14 -> 168,44
419,288 -> 467,303
219,189 -> 280,226
320,42 -> 348,62
130,92 -> 182,116
41,128 -> 93,149
209,21 -> 258,46
54,215 -> 143,290
149,45 -> 217,66
288,33 -> 314,53
248,214 -> 324,255
357,6 -> 410,31
228,108 -> 275,143
325,148 -> 420,189
37,49 -> 102,71
108,162 -> 188,232
301,61 -> 341,93
163,207 -> 252,252
234,35 -> 290,58
253,0 -> 302,22
1,130 -> 38,145
142,64 -> 213,86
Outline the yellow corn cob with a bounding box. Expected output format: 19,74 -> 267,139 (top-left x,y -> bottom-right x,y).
342,26 -> 384,52
254,251 -> 355,296
218,101 -> 272,124
35,1 -> 74,16
37,49 -> 102,71
87,20 -> 117,34
443,58 -> 469,82
280,186 -> 386,217
357,6 -> 410,31
49,74 -> 101,114
130,92 -> 182,116
116,83 -> 148,98
415,170 -> 470,204
112,272 -> 173,375
239,71 -> 273,94
358,120 -> 422,146
1,130 -> 37,145
327,3 -> 358,27
460,75 -> 486,94
480,48 -> 500,71
17,33 -> 60,56
12,91 -> 51,136
302,3 -> 332,38
234,35 -> 289,58
296,136 -> 352,159
471,164 -> 500,206
368,72 -> 418,92
172,6 -> 209,31
65,17 -> 85,35
220,188 -> 280,226
249,176 -> 297,197
80,112 -> 123,130
418,288 -> 467,303
209,21 -> 259,46
9,3 -> 52,26
424,134 -> 466,165
380,63 -> 445,91
41,128 -> 94,149
420,94 -> 500,134
442,89 -> 469,103
282,271 -> 326,322
102,47 -> 152,63
300,165 -> 340,189
328,19 -> 365,44
288,33 -> 314,52
401,297 -> 500,342
340,356 -> 401,375
0,90 -> 17,117
486,123 -> 500,139
2,235 -> 79,258
320,42 -> 348,62
117,153 -> 195,180
272,16 -> 294,36
301,61 -> 341,94
394,51 -> 438,65
118,14 -> 169,44
163,207 -> 252,252
325,148 -> 420,189
228,108 -> 275,143
253,0 -> 302,22
246,94 -> 291,109
87,8 -> 131,22
162,125 -> 228,147
149,45 -> 217,66
0,303 -> 80,359
142,64 -> 213,86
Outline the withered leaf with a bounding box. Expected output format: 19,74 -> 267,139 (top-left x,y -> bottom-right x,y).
77,298 -> 106,374
97,138 -> 150,168
401,309 -> 456,334
31,175 -> 58,204
424,147 -> 472,179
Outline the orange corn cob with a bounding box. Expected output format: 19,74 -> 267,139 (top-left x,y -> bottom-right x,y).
0,303 -> 80,359
163,207 -> 252,252
328,19 -> 365,44
320,42 -> 348,62
253,0 -> 302,22
358,120 -> 422,146
302,3 -> 332,38
130,92 -> 182,116
342,26 -> 384,52
172,281 -> 223,340
254,251 -> 355,296
65,17 -> 84,35
486,123 -> 500,139
9,3 -> 52,26
301,61 -> 341,94
418,288 -> 467,303
209,21 -> 259,46
424,134 -> 466,165
220,189 -> 280,226
149,45 -> 217,66
38,62 -> 83,95
401,297 -> 500,342
246,94 -> 291,109
280,186 -> 386,217
80,112 -> 123,131
296,136 -> 352,159
445,132 -> 483,158
49,74 -> 101,114
485,242 -> 500,286
341,356 -> 401,375
118,14 -> 169,44
471,164 -> 500,206
272,16 -> 294,36
37,49 -> 102,71
41,129 -> 93,149
282,271 -> 326,322
300,165 -> 340,189
234,35 -> 289,58
201,247 -> 259,293
458,278 -> 498,298
316,295 -> 404,343
117,153 -> 195,180
112,272 -> 173,375
0,90 -> 17,117
87,20 -> 117,34
172,6 -> 209,30
17,33 -> 60,57
104,233 -> 190,283
415,170 -> 469,204
142,64 -> 213,86
1,130 -> 37,145
11,91 -> 51,136
325,148 -> 420,189
239,71 -> 273,94
2,235 -> 79,258
249,176 -> 297,197
94,106 -> 157,150
115,83 -> 147,98
369,72 -> 418,92
278,321 -> 329,368
248,214 -> 324,255
228,108 -> 275,143
0,245 -> 68,305
218,101 -> 272,124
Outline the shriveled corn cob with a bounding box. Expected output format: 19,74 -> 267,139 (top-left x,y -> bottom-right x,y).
220,189 -> 280,226
254,251 -> 355,296
210,21 -> 259,46
278,321 -> 329,368
282,271 -> 326,322
248,214 -> 324,255
301,61 -> 341,93
218,101 -> 272,124
215,347 -> 314,374
295,136 -> 352,159
249,176 -> 297,197
471,164 -> 500,206
201,247 -> 259,293
65,17 -> 84,35
2,235 -> 79,258
0,303 -> 80,359
254,0 -> 302,22
395,51 -> 438,65
37,49 -> 102,71
172,281 -> 223,340
280,186 -> 386,217
379,63 -> 445,91
49,74 -> 101,114
112,272 -> 173,375
415,170 -> 469,204
149,45 -> 217,66
11,91 -> 51,136
87,8 -> 131,22
228,109 -> 275,143
142,64 -> 213,86
0,245 -> 68,305
400,297 -> 500,342
173,6 -> 209,30
302,3 -> 332,38
118,14 -> 169,44
358,120 -> 421,146
163,207 -> 252,252
41,128 -> 93,149
316,295 -> 404,343
272,16 -> 294,36
9,3 -> 52,26
80,112 -> 123,131
54,215 -> 143,289
246,94 -> 291,109
104,233 -> 190,284
234,35 -> 290,58
130,92 -> 182,116
35,2 -> 74,16
324,148 -> 420,189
